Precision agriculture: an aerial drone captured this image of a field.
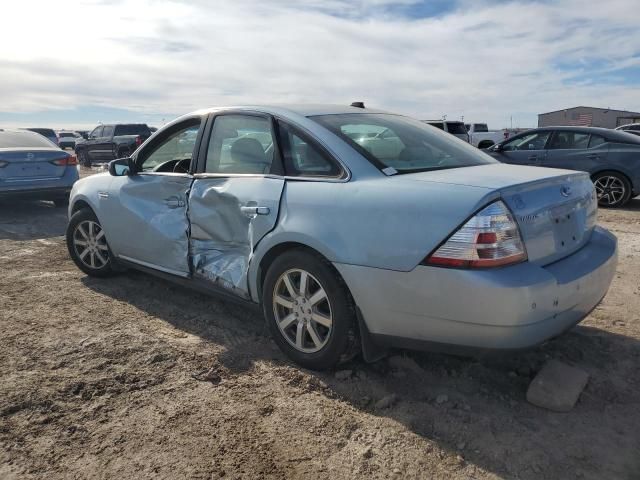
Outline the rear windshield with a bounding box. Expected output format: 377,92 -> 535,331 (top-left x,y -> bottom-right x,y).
0,131 -> 58,148
311,113 -> 497,174
58,132 -> 76,138
114,124 -> 150,136
473,123 -> 489,132
445,122 -> 468,135
26,128 -> 56,137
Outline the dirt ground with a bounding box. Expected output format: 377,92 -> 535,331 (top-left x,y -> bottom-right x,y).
1,168 -> 639,479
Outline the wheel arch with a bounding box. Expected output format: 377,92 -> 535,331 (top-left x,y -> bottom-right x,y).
254,241 -> 347,304
590,168 -> 634,190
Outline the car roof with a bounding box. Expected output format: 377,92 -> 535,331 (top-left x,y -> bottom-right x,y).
513,126 -> 640,144
189,104 -> 391,118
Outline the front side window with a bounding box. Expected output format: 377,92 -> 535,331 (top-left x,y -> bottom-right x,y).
277,121 -> 341,177
205,115 -> 275,174
102,125 -> 114,137
90,126 -> 103,138
503,131 -> 551,151
312,114 -> 496,174
138,121 -> 200,172
548,131 -> 590,150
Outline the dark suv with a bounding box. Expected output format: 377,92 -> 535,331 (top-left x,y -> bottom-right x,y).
75,123 -> 152,166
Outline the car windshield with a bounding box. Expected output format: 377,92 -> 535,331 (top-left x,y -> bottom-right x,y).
114,124 -> 150,136
311,113 -> 496,174
0,131 -> 58,148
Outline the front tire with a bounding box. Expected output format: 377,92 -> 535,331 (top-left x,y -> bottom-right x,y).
263,249 -> 358,370
593,171 -> 631,208
66,209 -> 115,277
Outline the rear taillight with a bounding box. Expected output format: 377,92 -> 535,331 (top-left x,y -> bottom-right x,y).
51,155 -> 77,166
424,200 -> 527,269
135,135 -> 143,146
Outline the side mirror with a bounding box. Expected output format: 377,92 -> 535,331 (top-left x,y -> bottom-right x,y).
108,157 -> 136,176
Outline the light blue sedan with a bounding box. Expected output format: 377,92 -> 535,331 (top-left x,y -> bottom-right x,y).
66,105 -> 618,369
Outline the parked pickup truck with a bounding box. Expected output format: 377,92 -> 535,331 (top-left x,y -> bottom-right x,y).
75,123 -> 152,166
464,123 -> 508,149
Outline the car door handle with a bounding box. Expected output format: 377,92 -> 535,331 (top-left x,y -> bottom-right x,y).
240,206 -> 270,216
528,155 -> 537,160
164,197 -> 185,209
587,153 -> 599,159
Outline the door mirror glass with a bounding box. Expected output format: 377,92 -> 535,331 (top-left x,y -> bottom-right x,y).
108,157 -> 134,176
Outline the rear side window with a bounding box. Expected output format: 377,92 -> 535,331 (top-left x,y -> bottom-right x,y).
102,125 -> 114,137
446,122 -> 468,135
0,131 -> 57,148
588,135 -> 606,148
277,121 -> 341,177
114,124 -> 151,136
205,115 -> 275,175
548,131 -> 590,150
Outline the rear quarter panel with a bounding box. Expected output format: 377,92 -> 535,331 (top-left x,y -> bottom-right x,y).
596,142 -> 640,191
247,177 -> 496,301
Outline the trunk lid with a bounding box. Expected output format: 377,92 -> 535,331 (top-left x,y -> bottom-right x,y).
399,164 -> 598,266
0,148 -> 69,182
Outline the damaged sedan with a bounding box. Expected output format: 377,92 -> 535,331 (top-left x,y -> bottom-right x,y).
66,105 -> 618,369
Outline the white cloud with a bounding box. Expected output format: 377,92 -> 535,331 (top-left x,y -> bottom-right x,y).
0,0 -> 638,128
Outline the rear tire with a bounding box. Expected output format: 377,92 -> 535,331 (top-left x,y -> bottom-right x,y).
66,208 -> 115,277
478,140 -> 495,149
78,150 -> 91,167
117,147 -> 130,159
263,249 -> 358,370
592,171 -> 631,208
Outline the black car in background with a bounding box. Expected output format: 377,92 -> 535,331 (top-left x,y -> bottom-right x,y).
487,126 -> 640,207
74,123 -> 152,166
615,123 -> 640,137
23,128 -> 58,145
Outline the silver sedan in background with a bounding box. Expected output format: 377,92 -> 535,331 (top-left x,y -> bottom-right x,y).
65,105 -> 617,369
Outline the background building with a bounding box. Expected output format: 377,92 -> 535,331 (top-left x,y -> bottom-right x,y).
538,106 -> 640,128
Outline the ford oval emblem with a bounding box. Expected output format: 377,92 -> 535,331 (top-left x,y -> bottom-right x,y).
560,185 -> 572,197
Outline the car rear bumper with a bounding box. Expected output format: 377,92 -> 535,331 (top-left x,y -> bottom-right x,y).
334,226 -> 617,351
0,167 -> 79,199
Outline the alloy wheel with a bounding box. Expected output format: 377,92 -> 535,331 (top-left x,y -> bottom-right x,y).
594,176 -> 626,206
73,220 -> 109,269
272,268 -> 333,353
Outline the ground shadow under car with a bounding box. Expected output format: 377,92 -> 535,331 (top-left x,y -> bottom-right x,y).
82,268 -> 640,480
0,199 -> 68,240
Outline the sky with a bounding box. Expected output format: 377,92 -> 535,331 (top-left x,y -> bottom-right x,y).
0,0 -> 638,130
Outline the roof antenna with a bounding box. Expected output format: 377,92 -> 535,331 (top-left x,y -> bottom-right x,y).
350,101 -> 365,109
